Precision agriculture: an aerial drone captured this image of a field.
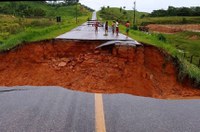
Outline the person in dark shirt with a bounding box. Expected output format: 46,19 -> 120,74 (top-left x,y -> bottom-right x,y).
104,21 -> 108,36
95,20 -> 99,33
112,20 -> 116,34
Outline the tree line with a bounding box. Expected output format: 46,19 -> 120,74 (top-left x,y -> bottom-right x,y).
149,6 -> 200,17
48,0 -> 79,5
0,1 -> 81,18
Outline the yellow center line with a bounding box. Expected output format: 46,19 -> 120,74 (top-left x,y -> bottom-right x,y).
95,93 -> 106,132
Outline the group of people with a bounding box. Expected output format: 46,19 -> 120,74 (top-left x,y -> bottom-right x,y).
94,20 -> 130,38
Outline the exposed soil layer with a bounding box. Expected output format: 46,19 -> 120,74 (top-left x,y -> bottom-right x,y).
0,39 -> 200,99
147,24 -> 200,33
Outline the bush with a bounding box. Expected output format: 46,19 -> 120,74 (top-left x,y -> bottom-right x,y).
0,23 -> 22,34
30,20 -> 54,27
181,18 -> 187,24
9,23 -> 21,34
157,33 -> 166,42
140,14 -> 146,19
32,8 -> 46,17
140,22 -> 154,26
0,41 -> 3,45
0,32 -> 10,39
132,25 -> 138,30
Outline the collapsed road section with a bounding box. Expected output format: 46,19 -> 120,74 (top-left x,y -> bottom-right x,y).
0,39 -> 200,99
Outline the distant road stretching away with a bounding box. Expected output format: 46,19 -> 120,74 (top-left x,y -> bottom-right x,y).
56,12 -> 134,41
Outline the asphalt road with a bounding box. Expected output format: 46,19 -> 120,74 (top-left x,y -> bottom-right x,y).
0,87 -> 95,132
56,12 -> 133,41
103,94 -> 200,132
1,87 -> 200,132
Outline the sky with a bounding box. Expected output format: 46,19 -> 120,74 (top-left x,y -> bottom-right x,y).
79,0 -> 200,13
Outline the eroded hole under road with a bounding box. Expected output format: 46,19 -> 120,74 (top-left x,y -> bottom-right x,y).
0,39 -> 200,99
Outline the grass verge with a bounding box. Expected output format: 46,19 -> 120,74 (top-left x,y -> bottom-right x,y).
0,16 -> 89,51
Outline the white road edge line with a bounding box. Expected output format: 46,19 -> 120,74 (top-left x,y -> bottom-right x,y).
95,93 -> 106,132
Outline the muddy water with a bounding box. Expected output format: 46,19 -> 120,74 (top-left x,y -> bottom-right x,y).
0,39 -> 200,99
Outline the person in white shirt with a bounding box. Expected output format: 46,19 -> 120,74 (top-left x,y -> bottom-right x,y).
116,20 -> 119,36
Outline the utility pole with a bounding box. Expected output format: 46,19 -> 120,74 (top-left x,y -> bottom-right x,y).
76,0 -> 78,24
133,1 -> 136,25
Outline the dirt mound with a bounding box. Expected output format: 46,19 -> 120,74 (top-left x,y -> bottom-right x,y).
0,39 -> 200,99
147,24 -> 200,33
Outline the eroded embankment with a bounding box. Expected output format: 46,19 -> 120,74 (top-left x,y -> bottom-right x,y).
0,39 -> 200,99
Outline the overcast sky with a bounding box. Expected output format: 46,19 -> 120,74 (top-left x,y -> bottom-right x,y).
79,0 -> 200,13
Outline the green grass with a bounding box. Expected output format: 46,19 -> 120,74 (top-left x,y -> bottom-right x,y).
177,58 -> 200,87
0,2 -> 92,50
98,7 -> 148,23
0,15 -> 90,51
138,16 -> 200,25
165,32 -> 200,65
121,30 -> 200,65
119,25 -> 200,63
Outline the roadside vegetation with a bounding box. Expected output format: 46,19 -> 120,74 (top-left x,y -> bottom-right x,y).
139,16 -> 200,25
0,1 -> 92,51
149,6 -> 200,17
98,6 -> 200,25
98,6 -> 200,87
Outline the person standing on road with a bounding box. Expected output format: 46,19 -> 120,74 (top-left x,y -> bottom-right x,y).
104,21 -> 108,36
94,20 -> 99,33
125,21 -> 130,38
112,20 -> 116,34
116,20 -> 119,36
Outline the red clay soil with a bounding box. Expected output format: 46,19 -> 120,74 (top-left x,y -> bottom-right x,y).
147,24 -> 200,33
0,39 -> 200,99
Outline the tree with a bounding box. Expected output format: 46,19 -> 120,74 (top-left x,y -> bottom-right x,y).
167,6 -> 177,16
149,6 -> 200,17
150,9 -> 167,17
8,2 -> 17,15
64,0 -> 79,5
123,11 -> 127,15
194,7 -> 200,16
177,7 -> 192,16
140,14 -> 145,19
101,6 -> 105,12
